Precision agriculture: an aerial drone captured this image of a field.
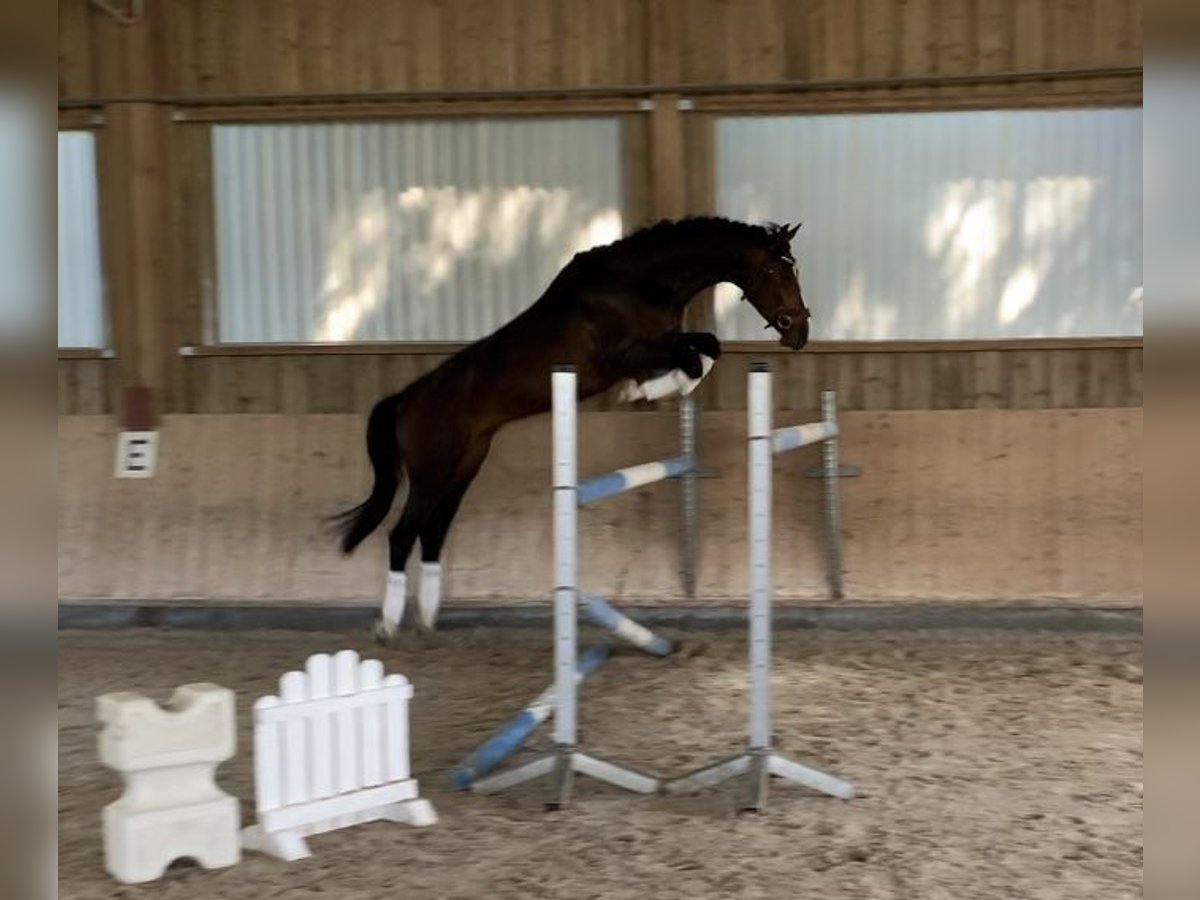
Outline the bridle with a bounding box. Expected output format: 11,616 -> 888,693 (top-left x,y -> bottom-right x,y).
740,257 -> 809,334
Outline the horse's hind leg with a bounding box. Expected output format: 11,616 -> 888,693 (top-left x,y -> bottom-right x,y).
375,434 -> 491,639
415,436 -> 492,631
412,482 -> 470,633
374,497 -> 423,642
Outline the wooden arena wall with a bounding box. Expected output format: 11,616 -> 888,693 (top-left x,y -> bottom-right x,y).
59,0 -> 1141,100
57,0 -> 1143,420
57,0 -> 1143,607
58,408 -> 1142,606
60,341 -> 1143,416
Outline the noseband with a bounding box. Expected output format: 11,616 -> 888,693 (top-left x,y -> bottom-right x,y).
740,258 -> 808,333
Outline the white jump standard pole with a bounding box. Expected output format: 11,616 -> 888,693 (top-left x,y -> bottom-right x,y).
664,362 -> 853,812
472,366 -> 659,808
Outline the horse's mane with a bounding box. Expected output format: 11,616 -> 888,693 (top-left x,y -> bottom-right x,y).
615,216 -> 777,251
569,216 -> 790,270
531,216 -> 797,305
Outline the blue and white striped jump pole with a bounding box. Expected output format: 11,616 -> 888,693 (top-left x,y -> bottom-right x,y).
580,593 -> 674,657
470,367 -> 660,805
663,363 -> 853,811
768,388 -> 844,600
769,392 -> 843,597
577,455 -> 694,505
570,391 -> 692,655
771,420 -> 837,454
452,642 -> 612,790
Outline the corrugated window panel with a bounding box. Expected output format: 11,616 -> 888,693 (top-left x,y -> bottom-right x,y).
212,117 -> 622,344
1,97 -> 42,342
57,131 -> 105,348
715,107 -> 1143,341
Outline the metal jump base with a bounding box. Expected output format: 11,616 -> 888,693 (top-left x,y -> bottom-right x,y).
472,367 -> 688,806
664,363 -> 854,811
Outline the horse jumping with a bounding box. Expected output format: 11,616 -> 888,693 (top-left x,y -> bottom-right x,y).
333,216 -> 811,638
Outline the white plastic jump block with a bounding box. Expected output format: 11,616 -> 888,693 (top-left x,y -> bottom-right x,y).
241,650 -> 437,862
96,683 -> 240,884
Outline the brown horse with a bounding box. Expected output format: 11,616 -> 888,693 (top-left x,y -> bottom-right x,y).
334,216 -> 810,638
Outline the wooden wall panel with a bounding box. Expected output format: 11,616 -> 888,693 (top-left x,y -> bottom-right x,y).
659,0 -> 1139,87
59,0 -> 653,101
1014,0 -> 1052,70
822,0 -> 862,80
154,346 -> 1142,415
58,0 -> 1142,419
898,0 -> 936,76
58,408 -> 1142,605
58,0 -> 1141,103
58,359 -> 117,415
1049,0 -> 1094,70
697,347 -> 1143,413
1088,0 -> 1127,67
977,0 -> 1016,73
57,0 -> 93,99
859,0 -> 899,78
936,0 -> 977,76
97,102 -> 175,423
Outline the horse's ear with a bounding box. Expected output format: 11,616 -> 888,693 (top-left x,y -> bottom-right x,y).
787,222 -> 801,240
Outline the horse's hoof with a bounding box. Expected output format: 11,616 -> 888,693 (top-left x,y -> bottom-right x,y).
373,619 -> 400,646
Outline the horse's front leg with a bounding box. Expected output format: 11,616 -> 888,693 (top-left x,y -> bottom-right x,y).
668,331 -> 722,393
680,331 -> 722,362
615,335 -> 718,404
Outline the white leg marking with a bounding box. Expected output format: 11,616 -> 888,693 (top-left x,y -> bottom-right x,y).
417,562 -> 442,631
638,369 -> 688,401
617,379 -> 646,404
376,571 -> 406,639
617,354 -> 715,404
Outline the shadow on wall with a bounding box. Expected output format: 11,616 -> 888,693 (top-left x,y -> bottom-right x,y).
211,119 -> 624,344
313,186 -> 620,343
714,109 -> 1144,340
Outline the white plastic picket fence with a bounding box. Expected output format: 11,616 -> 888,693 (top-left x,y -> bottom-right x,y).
241,649 -> 436,861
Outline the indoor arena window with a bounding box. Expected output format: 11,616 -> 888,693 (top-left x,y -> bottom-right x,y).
715,107 -> 1142,341
53,130 -> 105,348
57,130 -> 106,348
210,117 -> 624,344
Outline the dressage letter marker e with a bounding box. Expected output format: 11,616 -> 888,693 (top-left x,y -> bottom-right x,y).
115,431 -> 158,479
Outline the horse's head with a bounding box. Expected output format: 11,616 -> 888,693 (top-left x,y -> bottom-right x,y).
743,222 -> 810,350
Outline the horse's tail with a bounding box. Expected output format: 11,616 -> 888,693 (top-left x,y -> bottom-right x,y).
331,391 -> 407,554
